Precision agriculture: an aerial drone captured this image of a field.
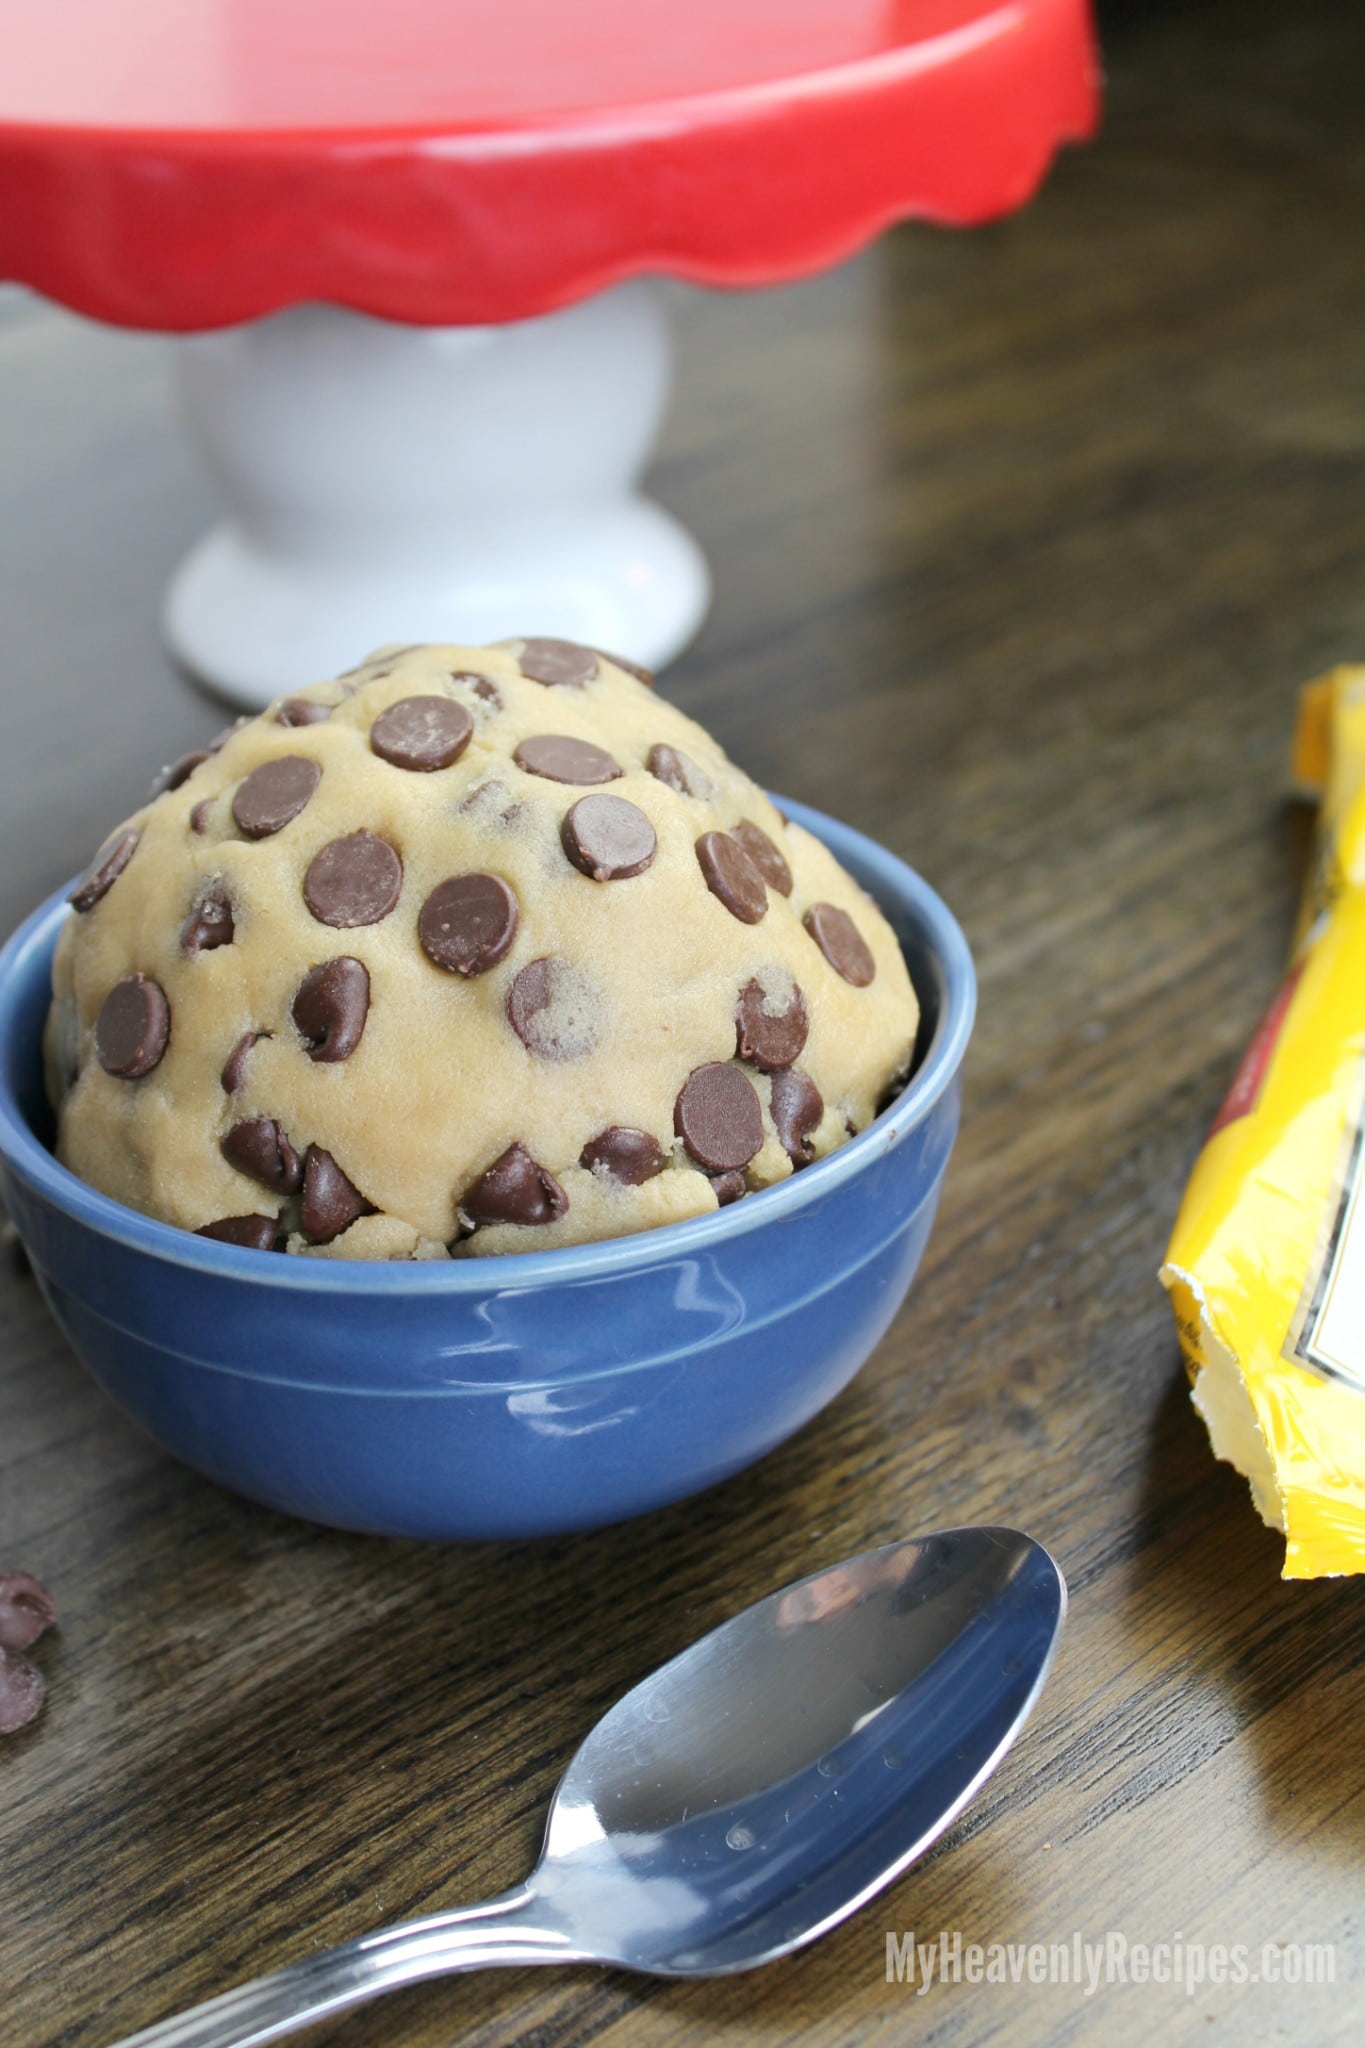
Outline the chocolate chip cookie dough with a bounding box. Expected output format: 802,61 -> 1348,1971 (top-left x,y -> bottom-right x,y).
46,640 -> 919,1258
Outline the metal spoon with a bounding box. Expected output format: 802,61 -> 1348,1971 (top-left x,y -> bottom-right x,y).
113,1525 -> 1064,2048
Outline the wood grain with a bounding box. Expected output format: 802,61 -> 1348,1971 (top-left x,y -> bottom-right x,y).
3,1 -> 1365,2041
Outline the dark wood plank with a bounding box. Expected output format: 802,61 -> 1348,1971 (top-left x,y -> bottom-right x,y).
4,2 -> 1365,2042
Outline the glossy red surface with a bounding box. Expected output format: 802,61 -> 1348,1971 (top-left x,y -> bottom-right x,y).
0,0 -> 1098,329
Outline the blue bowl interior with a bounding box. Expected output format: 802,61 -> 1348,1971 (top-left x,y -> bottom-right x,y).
8,932 -> 55,1154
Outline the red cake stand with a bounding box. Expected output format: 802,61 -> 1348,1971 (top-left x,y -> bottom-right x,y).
0,0 -> 1098,704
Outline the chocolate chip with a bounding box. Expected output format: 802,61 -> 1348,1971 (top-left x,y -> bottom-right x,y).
770,1066 -> 823,1167
517,637 -> 598,688
276,697 -> 332,727
221,1118 -> 302,1195
709,1170 -> 747,1207
735,976 -> 809,1071
189,799 -> 214,835
370,695 -> 474,772
732,819 -> 792,896
452,671 -> 502,708
804,903 -> 876,986
196,1214 -> 281,1253
674,1064 -> 764,1173
292,958 -> 369,1061
580,1127 -> 666,1185
69,828 -> 138,912
457,780 -> 524,829
220,1031 -> 266,1092
462,1143 -> 568,1227
95,976 -> 169,1079
303,832 -> 402,928
647,744 -> 710,799
696,831 -> 767,924
507,957 -> 598,1061
0,1573 -> 56,1655
233,756 -> 321,838
180,881 -> 235,955
514,734 -> 621,785
148,749 -> 210,800
419,873 -> 519,976
562,794 -> 656,881
300,1146 -> 374,1244
598,649 -> 654,686
0,1646 -> 45,1735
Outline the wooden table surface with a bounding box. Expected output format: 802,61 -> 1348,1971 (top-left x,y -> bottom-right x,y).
4,1 -> 1364,2041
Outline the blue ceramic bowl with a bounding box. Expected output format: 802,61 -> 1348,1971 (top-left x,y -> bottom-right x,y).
0,801 -> 974,1541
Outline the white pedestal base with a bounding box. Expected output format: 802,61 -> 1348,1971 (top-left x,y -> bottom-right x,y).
163,284 -> 710,709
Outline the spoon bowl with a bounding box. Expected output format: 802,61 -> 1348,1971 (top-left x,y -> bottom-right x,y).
542,1523 -> 1063,1973
114,1527 -> 1064,2046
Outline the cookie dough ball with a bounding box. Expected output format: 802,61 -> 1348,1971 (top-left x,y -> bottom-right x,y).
46,640 -> 919,1258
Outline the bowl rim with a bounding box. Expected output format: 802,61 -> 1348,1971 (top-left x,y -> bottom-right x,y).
0,797 -> 975,1292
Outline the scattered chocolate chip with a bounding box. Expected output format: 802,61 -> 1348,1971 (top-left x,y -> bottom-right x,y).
518,637 -> 598,688
148,749 -> 210,800
300,1146 -> 375,1244
598,649 -> 654,686
735,976 -> 809,1071
647,744 -> 710,799
221,1031 -> 266,1092
580,1127 -> 666,1185
770,1066 -> 823,1167
276,697 -> 332,727
196,1214 -> 281,1253
303,832 -> 402,928
462,1143 -> 569,1227
189,799 -> 214,835
95,976 -> 170,1079
507,956 -> 598,1061
514,734 -> 621,785
221,1118 -> 302,1195
232,755 -> 321,838
804,903 -> 876,986
696,831 -> 767,924
370,695 -> 474,772
562,794 -> 656,881
709,1170 -> 748,1207
452,670 -> 502,708
180,881 -> 235,956
69,827 -> 139,912
674,1064 -> 764,1173
292,958 -> 369,1061
732,819 -> 792,896
0,1573 -> 56,1655
0,1646 -> 45,1735
419,873 -> 519,976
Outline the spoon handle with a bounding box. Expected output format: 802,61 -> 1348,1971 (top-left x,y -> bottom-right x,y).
107,1887 -> 577,2048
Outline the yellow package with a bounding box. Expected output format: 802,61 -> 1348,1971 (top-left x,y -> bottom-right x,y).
1161,667 -> 1365,1578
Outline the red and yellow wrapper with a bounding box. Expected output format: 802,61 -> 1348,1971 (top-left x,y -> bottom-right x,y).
1161,667 -> 1365,1577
